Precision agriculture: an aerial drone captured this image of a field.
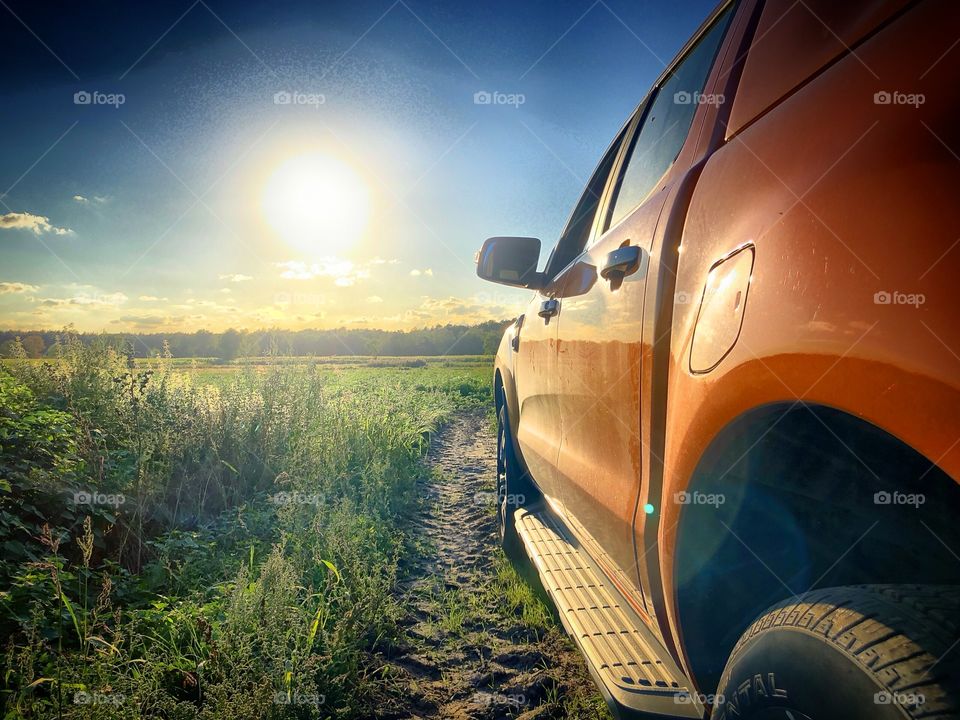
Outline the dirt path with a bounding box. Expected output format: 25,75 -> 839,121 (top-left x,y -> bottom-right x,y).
375,410 -> 608,720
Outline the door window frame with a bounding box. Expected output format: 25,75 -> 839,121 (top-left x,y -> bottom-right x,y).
542,118 -> 637,281
582,0 -> 738,251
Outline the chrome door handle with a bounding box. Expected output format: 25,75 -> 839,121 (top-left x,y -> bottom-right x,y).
600,245 -> 643,282
538,298 -> 559,319
511,314 -> 524,351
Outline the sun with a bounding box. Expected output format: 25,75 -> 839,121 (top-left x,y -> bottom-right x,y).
261,152 -> 370,253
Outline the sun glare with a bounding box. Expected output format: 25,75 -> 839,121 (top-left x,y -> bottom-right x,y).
261,152 -> 370,253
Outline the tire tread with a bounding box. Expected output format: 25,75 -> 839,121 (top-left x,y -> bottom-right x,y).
720,585 -> 960,719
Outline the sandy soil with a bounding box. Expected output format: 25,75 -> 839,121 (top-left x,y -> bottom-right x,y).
373,410 -> 608,720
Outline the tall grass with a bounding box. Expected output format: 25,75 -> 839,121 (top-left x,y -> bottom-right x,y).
0,335 -> 491,718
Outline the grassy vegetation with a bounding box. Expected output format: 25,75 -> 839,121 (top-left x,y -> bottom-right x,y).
0,335 -> 492,718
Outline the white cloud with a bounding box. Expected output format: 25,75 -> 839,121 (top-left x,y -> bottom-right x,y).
219,273 -> 253,283
276,258 -> 370,286
411,294 -> 520,324
409,268 -> 434,277
138,295 -> 169,302
73,195 -> 108,205
0,282 -> 39,294
39,291 -> 128,308
0,211 -> 72,236
366,295 -> 383,303
220,287 -> 232,294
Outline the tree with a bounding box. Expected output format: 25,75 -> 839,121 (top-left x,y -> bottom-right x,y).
20,335 -> 45,359
219,329 -> 242,362
0,339 -> 19,358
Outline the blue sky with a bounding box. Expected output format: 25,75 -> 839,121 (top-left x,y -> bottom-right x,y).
0,0 -> 716,331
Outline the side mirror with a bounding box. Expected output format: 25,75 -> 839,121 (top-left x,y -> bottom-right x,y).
475,236 -> 544,289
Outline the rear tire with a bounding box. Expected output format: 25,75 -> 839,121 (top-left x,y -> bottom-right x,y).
496,403 -> 536,563
714,585 -> 960,720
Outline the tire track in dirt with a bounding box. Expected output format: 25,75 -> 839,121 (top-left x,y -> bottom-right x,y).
375,410 -> 608,720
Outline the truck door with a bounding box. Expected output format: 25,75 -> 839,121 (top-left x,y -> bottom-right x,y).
551,6 -> 734,600
513,128 -> 629,508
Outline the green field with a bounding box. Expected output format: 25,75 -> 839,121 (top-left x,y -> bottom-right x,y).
0,338 -> 499,718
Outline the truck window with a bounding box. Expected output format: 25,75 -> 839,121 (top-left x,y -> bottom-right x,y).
604,5 -> 733,232
544,125 -> 629,278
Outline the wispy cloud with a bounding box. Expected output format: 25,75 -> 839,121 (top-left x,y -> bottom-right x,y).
72,195 -> 108,205
109,313 -> 197,330
218,273 -> 253,283
276,259 -> 371,286
0,211 -> 72,236
39,291 -> 128,308
409,268 -> 434,277
415,294 -> 518,321
0,282 -> 39,294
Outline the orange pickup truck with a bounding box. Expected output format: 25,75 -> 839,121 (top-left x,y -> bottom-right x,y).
476,1 -> 960,718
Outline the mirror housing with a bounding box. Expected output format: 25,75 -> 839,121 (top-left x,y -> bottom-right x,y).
475,236 -> 544,289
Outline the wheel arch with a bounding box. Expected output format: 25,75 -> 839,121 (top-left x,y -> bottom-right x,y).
671,402 -> 960,692
494,357 -> 521,446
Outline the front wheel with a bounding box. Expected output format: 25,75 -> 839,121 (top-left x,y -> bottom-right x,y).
496,403 -> 536,562
713,585 -> 960,720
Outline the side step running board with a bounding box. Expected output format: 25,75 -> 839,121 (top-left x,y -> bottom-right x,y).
515,504 -> 703,720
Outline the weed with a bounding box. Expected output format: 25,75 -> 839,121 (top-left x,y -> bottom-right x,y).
0,336 -> 491,718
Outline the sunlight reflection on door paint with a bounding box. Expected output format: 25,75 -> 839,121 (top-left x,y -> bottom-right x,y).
261,152 -> 369,253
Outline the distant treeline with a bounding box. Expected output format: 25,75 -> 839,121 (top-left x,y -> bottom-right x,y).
0,320 -> 513,359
